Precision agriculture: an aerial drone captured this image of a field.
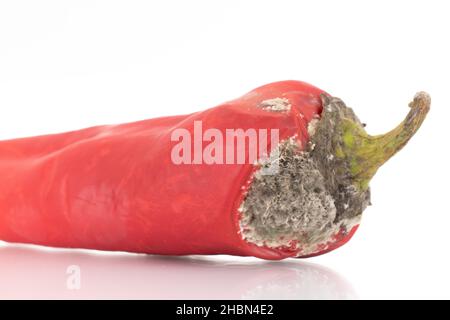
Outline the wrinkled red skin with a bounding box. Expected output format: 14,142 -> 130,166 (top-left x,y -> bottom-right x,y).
0,81 -> 357,260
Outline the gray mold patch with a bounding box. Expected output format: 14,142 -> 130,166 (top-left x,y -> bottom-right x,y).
240,139 -> 337,250
259,98 -> 291,112
239,95 -> 370,255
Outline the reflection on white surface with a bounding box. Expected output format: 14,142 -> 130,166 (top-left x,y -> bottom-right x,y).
0,245 -> 356,299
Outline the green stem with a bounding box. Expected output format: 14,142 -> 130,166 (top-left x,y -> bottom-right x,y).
341,92 -> 431,190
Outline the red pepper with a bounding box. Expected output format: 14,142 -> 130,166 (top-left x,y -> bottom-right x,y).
0,81 -> 430,260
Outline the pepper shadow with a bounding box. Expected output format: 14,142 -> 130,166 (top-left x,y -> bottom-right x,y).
0,244 -> 357,299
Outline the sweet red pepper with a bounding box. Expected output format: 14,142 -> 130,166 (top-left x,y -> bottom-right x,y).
0,81 -> 430,260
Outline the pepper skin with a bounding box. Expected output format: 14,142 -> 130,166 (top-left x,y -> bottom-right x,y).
0,81 -> 429,260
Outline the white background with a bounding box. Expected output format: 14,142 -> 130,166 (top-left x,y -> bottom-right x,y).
0,0 -> 448,299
